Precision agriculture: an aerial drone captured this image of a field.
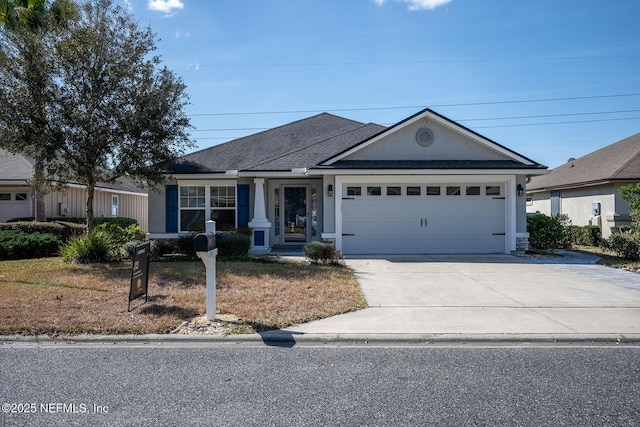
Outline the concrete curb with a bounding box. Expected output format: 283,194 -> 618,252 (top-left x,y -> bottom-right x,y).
2,332 -> 640,346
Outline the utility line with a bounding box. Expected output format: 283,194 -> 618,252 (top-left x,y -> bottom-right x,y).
188,93 -> 640,117
170,54 -> 640,68
473,116 -> 640,129
190,108 -> 640,132
190,115 -> 640,140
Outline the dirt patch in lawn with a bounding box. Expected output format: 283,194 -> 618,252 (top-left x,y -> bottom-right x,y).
0,257 -> 366,336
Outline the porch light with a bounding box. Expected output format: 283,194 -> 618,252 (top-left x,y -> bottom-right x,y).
517,184 -> 524,197
328,184 -> 333,197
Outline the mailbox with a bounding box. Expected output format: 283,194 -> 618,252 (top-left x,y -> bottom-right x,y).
194,232 -> 216,253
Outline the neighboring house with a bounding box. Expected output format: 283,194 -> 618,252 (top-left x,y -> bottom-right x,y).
0,148 -> 149,229
148,108 -> 547,255
526,133 -> 640,238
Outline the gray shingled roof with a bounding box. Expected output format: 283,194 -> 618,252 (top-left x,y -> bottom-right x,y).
169,113 -> 386,173
0,148 -> 34,181
0,148 -> 146,194
528,132 -> 640,191
170,110 -> 546,174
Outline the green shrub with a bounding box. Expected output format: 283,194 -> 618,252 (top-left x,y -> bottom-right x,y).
176,233 -> 197,255
0,230 -> 61,260
124,240 -> 149,259
611,226 -> 636,235
151,239 -> 177,257
8,216 -> 138,228
601,232 -> 640,261
94,217 -> 138,228
0,221 -> 83,242
216,233 -> 251,257
567,225 -> 601,246
526,214 -> 570,250
61,231 -> 116,263
303,241 -> 342,264
95,222 -> 146,245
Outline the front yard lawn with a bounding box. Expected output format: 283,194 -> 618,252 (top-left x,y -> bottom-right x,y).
0,257 -> 366,335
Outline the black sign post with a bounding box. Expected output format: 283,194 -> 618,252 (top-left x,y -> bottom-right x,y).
128,242 -> 151,312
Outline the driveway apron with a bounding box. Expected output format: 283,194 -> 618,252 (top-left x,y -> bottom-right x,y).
285,254 -> 640,337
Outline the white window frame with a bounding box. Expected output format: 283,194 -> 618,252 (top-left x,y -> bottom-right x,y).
111,195 -> 119,217
177,181 -> 238,232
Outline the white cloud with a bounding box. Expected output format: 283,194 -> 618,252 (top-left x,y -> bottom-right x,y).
124,0 -> 133,11
175,30 -> 190,39
373,0 -> 453,10
147,0 -> 184,16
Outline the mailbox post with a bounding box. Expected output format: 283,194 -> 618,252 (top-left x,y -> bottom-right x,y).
194,220 -> 218,321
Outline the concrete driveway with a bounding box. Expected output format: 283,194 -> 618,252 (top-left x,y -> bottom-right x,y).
285,253 -> 640,340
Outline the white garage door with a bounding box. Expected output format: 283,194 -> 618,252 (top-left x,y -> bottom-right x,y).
0,191 -> 30,223
342,183 -> 506,254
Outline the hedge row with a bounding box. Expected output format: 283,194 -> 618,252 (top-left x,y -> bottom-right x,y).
527,214 -> 603,250
602,231 -> 640,261
150,232 -> 251,258
0,230 -> 61,260
0,221 -> 85,242
7,216 -> 137,228
566,225 -> 601,247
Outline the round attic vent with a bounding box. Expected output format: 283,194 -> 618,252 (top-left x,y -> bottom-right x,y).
416,127 -> 434,147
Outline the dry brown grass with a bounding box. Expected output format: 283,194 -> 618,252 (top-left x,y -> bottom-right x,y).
0,258 -> 366,335
572,245 -> 640,272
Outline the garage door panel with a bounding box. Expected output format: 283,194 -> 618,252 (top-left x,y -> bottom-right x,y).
342,183 -> 506,254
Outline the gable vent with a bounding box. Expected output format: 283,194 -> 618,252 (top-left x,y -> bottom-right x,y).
416,127 -> 435,147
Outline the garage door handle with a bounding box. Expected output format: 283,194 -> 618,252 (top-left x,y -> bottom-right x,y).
493,197 -> 506,200
342,233 -> 355,236
493,233 -> 506,236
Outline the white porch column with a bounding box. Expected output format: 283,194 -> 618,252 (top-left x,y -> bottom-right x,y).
248,178 -> 272,253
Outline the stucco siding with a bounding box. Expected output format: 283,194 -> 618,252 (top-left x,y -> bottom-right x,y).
527,183 -> 634,238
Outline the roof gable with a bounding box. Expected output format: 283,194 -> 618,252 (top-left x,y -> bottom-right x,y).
528,132 -> 640,191
322,108 -> 540,166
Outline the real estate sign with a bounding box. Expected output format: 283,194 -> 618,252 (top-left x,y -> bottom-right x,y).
128,242 -> 150,311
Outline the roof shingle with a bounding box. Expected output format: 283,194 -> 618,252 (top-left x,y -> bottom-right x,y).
528,132 -> 640,191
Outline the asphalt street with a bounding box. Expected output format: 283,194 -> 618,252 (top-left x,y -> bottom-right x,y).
1,343 -> 639,426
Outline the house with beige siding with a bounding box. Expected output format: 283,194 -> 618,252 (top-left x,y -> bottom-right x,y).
527,133 -> 640,238
0,148 -> 148,229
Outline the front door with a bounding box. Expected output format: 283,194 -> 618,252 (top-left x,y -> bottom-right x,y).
283,186 -> 308,244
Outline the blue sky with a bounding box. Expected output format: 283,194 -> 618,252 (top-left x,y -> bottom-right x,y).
123,0 -> 639,169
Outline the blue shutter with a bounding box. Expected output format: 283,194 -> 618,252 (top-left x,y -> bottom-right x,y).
237,184 -> 250,228
166,185 -> 179,233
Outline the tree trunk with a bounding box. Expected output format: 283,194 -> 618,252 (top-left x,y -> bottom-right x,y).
33,159 -> 46,222
86,183 -> 95,234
